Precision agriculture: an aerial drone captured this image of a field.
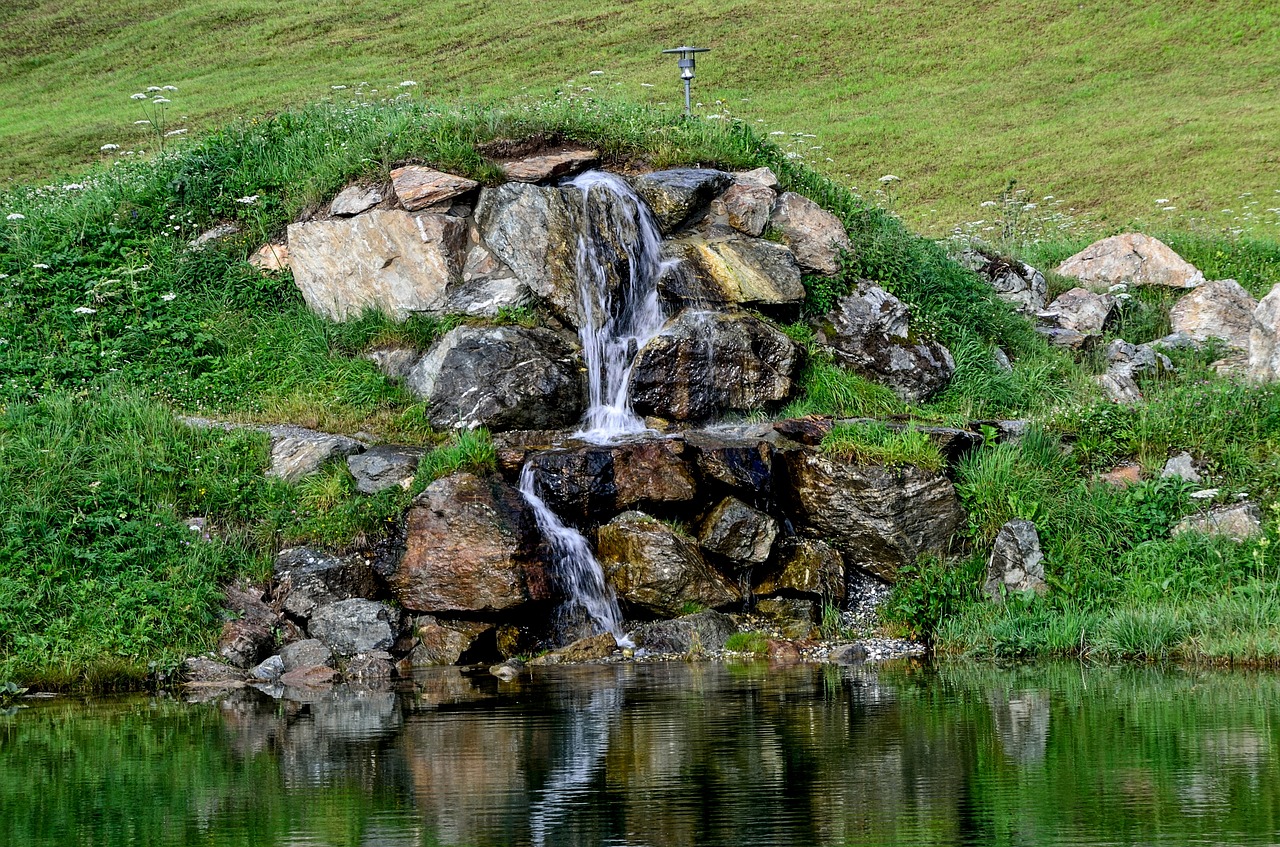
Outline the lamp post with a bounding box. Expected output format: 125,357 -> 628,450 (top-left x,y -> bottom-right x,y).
661,46 -> 710,116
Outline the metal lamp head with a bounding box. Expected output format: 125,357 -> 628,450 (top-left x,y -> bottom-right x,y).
662,46 -> 710,115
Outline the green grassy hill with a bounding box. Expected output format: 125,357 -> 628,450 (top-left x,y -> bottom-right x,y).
2,0 -> 1278,238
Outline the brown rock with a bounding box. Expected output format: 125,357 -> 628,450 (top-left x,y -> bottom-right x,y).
280,665 -> 340,688
522,437 -> 696,522
529,633 -> 617,664
1169,279 -> 1256,350
719,182 -> 777,237
249,242 -> 289,272
773,416 -> 834,446
768,191 -> 851,276
1056,233 -> 1206,290
390,166 -> 479,211
183,656 -> 244,684
501,148 -> 599,183
217,619 -> 274,669
1098,463 -> 1142,487
755,538 -> 845,598
1173,503 -> 1262,541
409,617 -> 494,666
1039,288 -> 1116,336
671,229 -> 804,307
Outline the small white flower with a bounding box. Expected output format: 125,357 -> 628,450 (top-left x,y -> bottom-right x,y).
134,120 -> 151,125
161,292 -> 177,302
331,85 -> 347,90
0,274 -> 9,279
162,85 -> 178,92
235,195 -> 259,205
1108,283 -> 1128,293
1115,293 -> 1132,302
980,200 -> 998,207
73,306 -> 97,314
147,86 -> 162,92
6,213 -> 24,221
164,128 -> 188,137
1043,195 -> 1055,200
32,263 -> 49,269
1155,198 -> 1169,204
769,130 -> 786,136
398,80 -> 418,87
1023,203 -> 1037,209
640,83 -> 654,88
879,174 -> 900,183
63,184 -> 84,191
580,86 -> 593,92
152,97 -> 171,104
589,70 -> 604,76
130,93 -> 147,100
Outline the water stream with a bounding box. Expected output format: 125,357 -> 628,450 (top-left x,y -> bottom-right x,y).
517,171 -> 672,644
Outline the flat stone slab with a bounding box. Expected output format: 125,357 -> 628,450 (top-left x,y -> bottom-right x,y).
330,184 -> 383,216
390,166 -> 478,211
501,148 -> 599,183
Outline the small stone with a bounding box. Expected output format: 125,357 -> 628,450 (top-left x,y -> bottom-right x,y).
183,656 -> 244,684
267,427 -> 365,482
1174,502 -> 1262,541
216,619 -> 273,669
249,654 -> 284,682
983,519 -> 1048,601
280,665 -> 340,688
1161,452 -> 1202,484
734,167 -> 780,191
390,166 -> 478,211
308,599 -> 396,657
344,652 -> 396,681
248,242 -> 289,272
530,633 -> 617,664
189,223 -> 239,251
364,345 -> 421,381
1038,288 -> 1116,336
826,643 -> 869,664
772,415 -> 834,446
1098,464 -> 1142,487
278,639 -> 334,672
719,182 -> 777,236
330,184 -> 383,217
1096,371 -> 1143,405
346,445 -> 424,494
489,659 -> 523,681
501,148 -> 599,183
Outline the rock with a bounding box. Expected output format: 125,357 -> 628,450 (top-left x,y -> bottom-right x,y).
183,656 -> 244,684
501,148 -> 599,183
1105,339 -> 1173,379
766,639 -> 804,663
364,344 -> 420,381
248,242 -> 289,272
1035,326 -> 1090,351
489,659 -> 523,682
1038,288 -> 1115,336
772,416 -> 834,446
217,619 -> 274,669
346,444 -> 423,494
960,249 -> 1047,312
671,229 -> 805,307
993,347 -> 1013,371
755,538 -> 845,598
826,643 -> 869,664
768,191 -> 851,276
474,183 -> 581,324
629,310 -> 801,421
1098,463 -> 1142,487
982,519 -> 1048,601
718,182 -> 777,237
308,599 -> 396,657
685,426 -> 778,493
409,617 -> 494,666
266,426 -> 365,483
1152,331 -> 1199,351
445,242 -> 532,317
596,511 -> 741,617
278,639 -> 334,672
779,450 -> 963,582
698,496 -> 779,566
815,284 -> 955,403
273,547 -> 380,620
734,167 -> 780,191
1169,279 -> 1256,350
392,472 -> 549,613
629,168 -> 733,233
1173,503 -> 1262,541
1212,352 -> 1249,377
522,437 -> 696,523
1161,452 -> 1202,484
280,665 -> 340,687
1096,371 -> 1143,405
1249,284 -> 1280,383
626,610 -> 738,653
344,652 -> 396,681
756,597 -> 817,639
330,184 -> 383,217
530,633 -> 617,664
249,654 -> 284,682
189,223 -> 239,250
405,325 -> 584,431
1056,233 -> 1205,290
287,210 -> 467,321
390,166 -> 478,211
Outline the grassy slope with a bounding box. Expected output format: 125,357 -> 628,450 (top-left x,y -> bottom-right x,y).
2,0 -> 1279,239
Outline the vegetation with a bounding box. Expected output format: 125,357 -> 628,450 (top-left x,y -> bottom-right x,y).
821,422 -> 943,472
724,631 -> 770,655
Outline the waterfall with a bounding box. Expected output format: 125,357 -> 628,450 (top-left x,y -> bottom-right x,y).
517,170 -> 670,645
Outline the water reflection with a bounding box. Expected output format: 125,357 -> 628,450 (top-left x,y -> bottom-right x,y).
3,662 -> 1280,846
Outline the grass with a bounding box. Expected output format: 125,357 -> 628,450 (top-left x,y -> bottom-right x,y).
724,631 -> 770,655
821,422 -> 944,472
2,1 -> 1279,242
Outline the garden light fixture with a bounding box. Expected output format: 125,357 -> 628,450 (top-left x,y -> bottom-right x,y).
661,46 -> 710,116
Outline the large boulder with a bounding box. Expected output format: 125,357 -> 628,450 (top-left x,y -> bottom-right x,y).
596,511 -> 741,616
408,617 -> 494,666
392,472 -> 551,613
522,437 -> 696,523
389,166 -> 478,211
1038,288 -> 1115,336
754,538 -> 845,599
287,211 -> 467,321
273,547 -> 380,621
684,425 -> 777,494
982,519 -> 1048,601
815,284 -> 955,403
405,325 -> 584,431
671,228 -> 805,307
716,182 -> 778,237
697,496 -> 779,566
1056,233 -> 1205,290
779,450 -> 963,582
1169,279 -> 1257,350
1249,284 -> 1280,383
626,610 -> 738,653
628,169 -> 733,233
308,599 -> 396,657
629,310 -> 801,421
959,248 -> 1047,313
768,191 -> 851,276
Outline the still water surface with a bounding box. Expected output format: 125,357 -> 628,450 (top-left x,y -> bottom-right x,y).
3,661 -> 1279,846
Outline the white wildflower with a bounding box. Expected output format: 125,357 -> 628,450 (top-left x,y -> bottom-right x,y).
73,306 -> 96,314
331,85 -> 347,90
580,86 -> 593,92
161,292 -> 177,302
769,131 -> 786,136
162,85 -> 178,92
152,97 -> 171,104
235,195 -> 259,205
130,93 -> 147,100
164,129 -> 188,137
1023,203 -> 1037,209
1043,195 -> 1055,200
879,174 -> 900,183
6,213 -> 24,221
1155,198 -> 1169,204
63,184 -> 84,191
1108,283 -> 1128,294
100,143 -> 120,151
640,83 -> 654,88
1115,293 -> 1132,302
134,120 -> 151,125
398,80 -> 418,87
33,263 -> 49,269
589,70 -> 604,76
147,86 -> 162,92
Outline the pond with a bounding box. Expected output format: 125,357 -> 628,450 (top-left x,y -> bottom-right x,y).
3,661 -> 1278,846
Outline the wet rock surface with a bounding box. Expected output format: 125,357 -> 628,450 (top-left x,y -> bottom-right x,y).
672,228 -> 805,307
626,610 -> 738,653
697,496 -> 779,566
629,168 -> 733,233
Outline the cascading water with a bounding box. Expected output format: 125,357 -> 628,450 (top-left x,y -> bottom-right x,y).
517,170 -> 672,645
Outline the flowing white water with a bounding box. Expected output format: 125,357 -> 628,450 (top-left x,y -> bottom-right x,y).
517,170 -> 671,644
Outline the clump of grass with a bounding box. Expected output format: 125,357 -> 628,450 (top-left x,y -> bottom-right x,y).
821,422 -> 944,472
412,429 -> 497,493
724,631 -> 771,655
782,358 -> 907,419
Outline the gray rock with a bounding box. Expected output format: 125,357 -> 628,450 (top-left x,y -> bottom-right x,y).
626,610 -> 738,653
389,166 -> 478,211
474,183 -> 581,324
629,168 -> 734,233
826,643 -> 869,664
779,449 -> 963,582
597,511 -> 741,617
405,325 -> 584,431
344,652 -> 396,681
1169,279 -> 1256,350
755,538 -> 845,599
489,659 -> 523,682
960,248 -> 1047,312
1038,288 -> 1116,336
1056,233 -> 1205,290
330,184 -> 382,217
993,347 -> 1013,371
364,345 -> 420,381
1161,452 -> 1202,484
346,444 -> 423,494
717,182 -> 777,236
671,228 -> 805,307
768,191 -> 851,276
528,633 -> 617,664
1249,284 -> 1280,383
698,496 -> 779,565
629,310 -> 801,421
1106,339 -> 1173,379
278,639 -> 334,672
249,654 -> 284,682
1173,503 -> 1262,541
815,283 -> 955,403
1153,331 -> 1199,351
188,223 -> 240,251
734,167 -> 780,191
273,547 -> 380,619
1035,326 -> 1090,351
409,617 -> 494,666
216,618 -> 274,669
183,656 -> 244,684
1096,371 -> 1144,405
684,425 -> 777,494
287,211 -> 467,321
267,426 -> 366,483
982,519 -> 1047,601
308,599 -> 396,656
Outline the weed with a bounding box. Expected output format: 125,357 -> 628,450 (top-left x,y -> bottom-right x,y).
723,631 -> 770,655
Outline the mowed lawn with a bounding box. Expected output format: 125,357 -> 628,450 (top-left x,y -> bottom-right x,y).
1,0 -> 1278,237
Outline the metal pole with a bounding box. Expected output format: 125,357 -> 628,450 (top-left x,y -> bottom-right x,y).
683,78 -> 691,116
662,46 -> 710,119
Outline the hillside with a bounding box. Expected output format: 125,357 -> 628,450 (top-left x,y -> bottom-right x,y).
2,0 -> 1278,239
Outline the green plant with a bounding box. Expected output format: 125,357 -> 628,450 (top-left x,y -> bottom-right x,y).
723,631 -> 770,655
821,421 -> 944,471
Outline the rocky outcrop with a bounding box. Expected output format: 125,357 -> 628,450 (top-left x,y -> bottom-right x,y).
392,472 -> 549,613
1169,279 -> 1256,350
408,617 -> 493,666
307,599 -> 396,657
1038,288 -> 1115,338
779,450 -> 963,582
716,182 -> 777,237
596,511 -> 741,616
672,228 -> 805,307
755,538 -> 845,599
405,325 -> 584,431
389,166 -> 478,211
982,519 -> 1047,601
346,445 -> 423,494
629,311 -> 801,420
815,284 -> 955,403
1056,233 -> 1205,290
697,496 -> 779,566
522,438 -> 696,522
768,191 -> 851,276
626,610 -> 738,653
629,169 -> 733,233
1248,284 -> 1280,383
273,548 -> 380,620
